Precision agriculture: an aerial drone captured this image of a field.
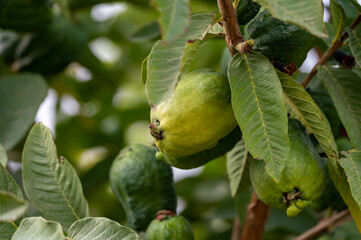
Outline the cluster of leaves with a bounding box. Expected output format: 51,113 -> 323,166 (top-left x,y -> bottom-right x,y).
1,0 -> 361,239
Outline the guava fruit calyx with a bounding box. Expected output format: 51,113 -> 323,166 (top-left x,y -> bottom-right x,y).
149,120 -> 163,140
283,187 -> 300,203
283,187 -> 312,217
155,210 -> 175,221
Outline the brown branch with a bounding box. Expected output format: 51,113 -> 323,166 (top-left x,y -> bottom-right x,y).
301,14 -> 361,87
217,0 -> 244,56
294,210 -> 351,240
240,192 -> 270,240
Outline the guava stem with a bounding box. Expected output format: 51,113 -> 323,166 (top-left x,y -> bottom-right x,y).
149,120 -> 163,140
155,210 -> 175,221
217,0 -> 244,56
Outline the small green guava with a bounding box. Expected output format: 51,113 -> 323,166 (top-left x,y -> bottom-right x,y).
150,68 -> 238,157
146,210 -> 194,240
249,119 -> 325,217
247,10 -> 314,66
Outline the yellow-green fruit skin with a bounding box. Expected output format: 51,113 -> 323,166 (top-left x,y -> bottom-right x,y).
146,215 -> 194,240
249,119 -> 325,217
151,69 -> 237,157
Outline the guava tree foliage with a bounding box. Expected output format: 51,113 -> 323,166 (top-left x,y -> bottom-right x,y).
1,0 -> 361,239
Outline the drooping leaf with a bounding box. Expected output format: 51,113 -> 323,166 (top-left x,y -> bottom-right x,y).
329,163 -> 361,231
153,0 -> 190,42
318,66 -> 361,150
11,217 -> 65,240
0,221 -> 17,240
227,52 -> 289,182
146,13 -> 221,106
253,0 -> 327,38
278,71 -> 338,168
0,74 -> 47,151
339,151 -> 361,210
0,192 -> 28,223
226,139 -> 251,197
0,164 -> 23,200
68,217 -> 142,240
0,144 -> 6,167
347,24 -> 361,68
22,123 -> 89,231
330,0 -> 347,41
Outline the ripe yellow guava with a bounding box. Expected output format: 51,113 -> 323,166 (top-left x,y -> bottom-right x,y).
150,68 -> 237,157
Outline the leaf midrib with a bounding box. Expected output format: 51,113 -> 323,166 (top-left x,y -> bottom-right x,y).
242,53 -> 272,162
30,129 -> 80,221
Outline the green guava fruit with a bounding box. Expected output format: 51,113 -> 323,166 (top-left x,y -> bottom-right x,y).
146,210 -> 194,240
109,144 -> 177,231
247,10 -> 314,66
236,0 -> 260,25
311,158 -> 347,212
249,119 -> 325,217
156,126 -> 242,169
150,68 -> 238,158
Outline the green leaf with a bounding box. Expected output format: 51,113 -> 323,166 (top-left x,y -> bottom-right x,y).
141,55 -> 149,85
146,13 -> 219,106
154,0 -> 190,43
180,39 -> 202,74
226,139 -> 251,197
339,151 -> 361,210
68,217 -> 142,240
0,74 -> 47,151
347,24 -> 361,68
12,217 -> 65,240
227,53 -> 289,182
0,221 -> 17,240
0,164 -> 23,200
330,0 -> 347,41
278,71 -> 338,168
0,144 -> 7,167
328,163 -> 361,231
0,191 -> 28,223
318,66 -> 361,150
253,0 -> 327,38
22,123 -> 89,231
130,21 -> 161,43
